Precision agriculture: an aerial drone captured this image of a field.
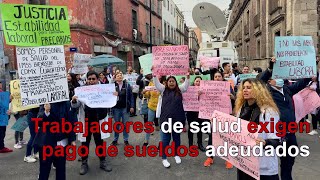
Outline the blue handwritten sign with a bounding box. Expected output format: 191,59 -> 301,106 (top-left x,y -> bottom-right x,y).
272,36 -> 317,79
0,92 -> 10,126
11,116 -> 29,132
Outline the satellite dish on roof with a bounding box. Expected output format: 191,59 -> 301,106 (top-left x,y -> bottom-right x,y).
192,2 -> 227,39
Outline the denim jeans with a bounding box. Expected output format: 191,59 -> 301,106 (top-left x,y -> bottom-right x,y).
161,128 -> 181,159
26,111 -> 39,156
145,109 -> 156,142
113,108 -> 130,142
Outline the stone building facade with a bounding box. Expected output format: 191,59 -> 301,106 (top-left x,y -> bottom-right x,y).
225,0 -> 319,70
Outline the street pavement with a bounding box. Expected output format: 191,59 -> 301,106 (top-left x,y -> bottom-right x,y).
1,115 -> 320,180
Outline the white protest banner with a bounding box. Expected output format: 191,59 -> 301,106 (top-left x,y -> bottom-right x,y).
182,86 -> 200,112
152,45 -> 189,76
16,45 -> 69,106
124,73 -> 139,93
72,53 -> 92,74
199,81 -> 232,119
212,110 -> 260,180
75,84 -> 117,108
145,86 -> 157,91
99,115 -> 111,139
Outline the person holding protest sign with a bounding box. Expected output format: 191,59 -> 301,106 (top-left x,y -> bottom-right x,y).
153,72 -> 190,168
125,66 -> 139,117
0,82 -> 13,153
260,57 -> 312,180
111,72 -> 134,146
71,71 -> 112,175
234,78 -> 281,180
186,76 -> 205,152
142,76 -> 161,146
203,71 -> 235,168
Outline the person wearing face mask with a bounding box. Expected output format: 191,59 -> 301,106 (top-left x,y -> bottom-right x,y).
153,73 -> 190,168
260,58 -> 312,180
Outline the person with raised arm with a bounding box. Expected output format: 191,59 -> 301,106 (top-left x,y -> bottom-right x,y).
153,71 -> 190,168
259,57 -> 312,180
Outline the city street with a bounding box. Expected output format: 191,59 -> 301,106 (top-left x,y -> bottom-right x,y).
1,115 -> 320,180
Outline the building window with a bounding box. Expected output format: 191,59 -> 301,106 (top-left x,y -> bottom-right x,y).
28,0 -> 46,4
257,40 -> 261,58
132,10 -> 138,30
152,26 -> 156,44
168,25 -> 170,40
164,22 -> 167,39
247,10 -> 250,24
167,0 -> 169,11
163,0 -> 166,7
158,1 -> 161,14
257,0 -> 260,14
146,23 -> 150,43
158,29 -> 161,44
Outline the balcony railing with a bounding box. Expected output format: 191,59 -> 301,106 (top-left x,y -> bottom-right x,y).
254,14 -> 260,28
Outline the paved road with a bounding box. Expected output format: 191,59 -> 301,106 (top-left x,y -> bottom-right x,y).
1,115 -> 320,180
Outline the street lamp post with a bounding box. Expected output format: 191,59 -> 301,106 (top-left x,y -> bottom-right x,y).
150,0 -> 152,53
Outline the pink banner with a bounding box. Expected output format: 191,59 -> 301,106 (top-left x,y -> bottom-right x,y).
199,56 -> 220,69
199,81 -> 232,119
212,110 -> 260,180
152,45 -> 189,76
182,86 -> 200,112
293,88 -> 320,122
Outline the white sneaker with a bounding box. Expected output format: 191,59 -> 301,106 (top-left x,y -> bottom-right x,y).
308,130 -> 318,135
162,159 -> 170,168
204,137 -> 209,142
14,143 -> 22,149
174,156 -> 181,164
33,152 -> 39,160
19,140 -> 28,145
24,156 -> 37,163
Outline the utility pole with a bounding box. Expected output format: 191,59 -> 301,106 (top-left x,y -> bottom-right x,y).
149,0 -> 152,52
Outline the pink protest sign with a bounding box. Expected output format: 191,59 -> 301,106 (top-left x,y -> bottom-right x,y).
182,86 -> 200,112
199,81 -> 232,119
199,56 -> 220,69
152,45 -> 189,76
293,88 -> 320,122
212,110 -> 260,180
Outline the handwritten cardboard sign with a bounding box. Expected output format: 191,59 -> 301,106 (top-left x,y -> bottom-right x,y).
139,54 -> 153,75
293,88 -> 320,122
11,115 -> 29,132
182,86 -> 200,112
72,53 -> 93,74
124,73 -> 139,93
10,80 -> 39,113
16,45 -> 69,106
199,81 -> 232,119
75,84 -> 117,108
152,45 -> 189,76
239,74 -> 258,81
212,110 -> 259,180
0,4 -> 71,46
272,36 -> 317,79
0,92 -> 10,126
199,56 -> 220,69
